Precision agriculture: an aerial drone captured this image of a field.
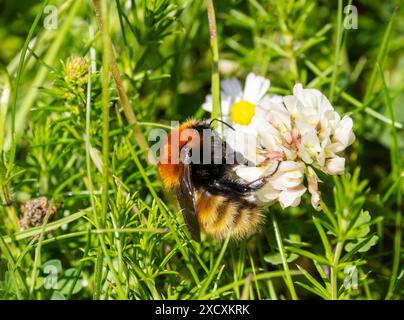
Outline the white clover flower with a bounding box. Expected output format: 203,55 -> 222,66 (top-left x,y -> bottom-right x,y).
236,161 -> 306,209
249,83 -> 355,210
260,83 -> 355,174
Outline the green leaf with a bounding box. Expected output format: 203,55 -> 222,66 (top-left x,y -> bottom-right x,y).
313,216 -> 332,261
296,265 -> 329,299
35,277 -> 45,290
347,210 -> 372,238
285,246 -> 330,265
1,210 -> 88,242
50,291 -> 66,300
345,235 -> 379,253
295,281 -> 328,300
42,259 -> 63,274
57,268 -> 83,295
264,252 -> 299,265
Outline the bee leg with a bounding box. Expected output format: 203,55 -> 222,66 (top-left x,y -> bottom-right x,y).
212,179 -> 256,194
247,178 -> 267,190
246,161 -> 281,190
212,162 -> 281,195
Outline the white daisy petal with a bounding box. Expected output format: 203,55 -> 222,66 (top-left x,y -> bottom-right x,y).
203,95 -> 232,116
202,94 -> 213,112
221,78 -> 243,101
243,73 -> 270,104
220,96 -> 232,116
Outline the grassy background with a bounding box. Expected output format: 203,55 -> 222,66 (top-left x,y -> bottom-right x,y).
0,0 -> 403,299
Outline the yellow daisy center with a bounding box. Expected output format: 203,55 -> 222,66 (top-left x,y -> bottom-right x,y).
230,100 -> 255,125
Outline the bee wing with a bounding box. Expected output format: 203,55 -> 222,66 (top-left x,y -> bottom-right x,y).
176,149 -> 201,242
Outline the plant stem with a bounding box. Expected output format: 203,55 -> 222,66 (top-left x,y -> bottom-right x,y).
330,241 -> 344,300
4,205 -> 18,231
84,57 -> 102,300
329,0 -> 343,103
93,0 -> 149,156
0,236 -> 28,298
0,66 -> 11,155
204,0 -> 221,127
386,198 -> 402,300
199,235 -> 230,298
98,0 -> 110,238
92,0 -> 127,300
380,64 -> 403,300
28,200 -> 55,298
272,214 -> 298,300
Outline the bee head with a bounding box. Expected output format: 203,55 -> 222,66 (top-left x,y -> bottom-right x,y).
158,119 -> 208,188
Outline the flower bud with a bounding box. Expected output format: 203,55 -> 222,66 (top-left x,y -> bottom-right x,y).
324,157 -> 345,175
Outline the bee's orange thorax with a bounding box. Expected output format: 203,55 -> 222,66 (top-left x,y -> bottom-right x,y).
158,119 -> 198,188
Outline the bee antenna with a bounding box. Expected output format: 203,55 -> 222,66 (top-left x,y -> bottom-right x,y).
209,118 -> 235,131
259,161 -> 282,181
268,161 -> 281,177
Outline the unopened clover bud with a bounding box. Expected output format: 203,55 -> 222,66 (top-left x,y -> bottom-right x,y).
324,157 -> 345,175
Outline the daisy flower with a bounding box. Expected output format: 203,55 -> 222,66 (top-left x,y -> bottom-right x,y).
203,72 -> 279,163
202,72 -> 270,128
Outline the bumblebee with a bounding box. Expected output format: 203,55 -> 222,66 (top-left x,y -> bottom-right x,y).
158,119 -> 276,241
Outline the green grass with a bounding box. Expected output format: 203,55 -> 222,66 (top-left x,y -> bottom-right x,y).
0,0 -> 403,300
